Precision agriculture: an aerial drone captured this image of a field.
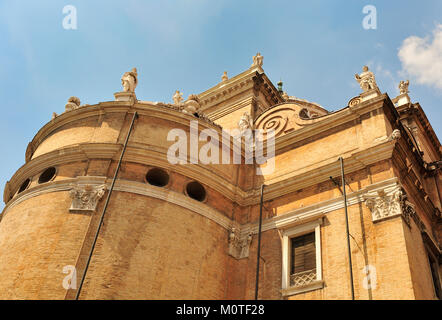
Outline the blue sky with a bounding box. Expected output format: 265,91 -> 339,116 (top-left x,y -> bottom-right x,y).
0,0 -> 441,211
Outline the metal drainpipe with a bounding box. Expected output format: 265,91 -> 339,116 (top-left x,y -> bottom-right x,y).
254,184 -> 265,300
75,111 -> 139,300
339,157 -> 355,300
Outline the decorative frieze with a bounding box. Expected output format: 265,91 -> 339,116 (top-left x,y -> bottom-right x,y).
228,227 -> 253,259
69,184 -> 106,212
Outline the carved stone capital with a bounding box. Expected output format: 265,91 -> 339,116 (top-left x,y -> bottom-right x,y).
363,186 -> 416,225
69,184 -> 106,212
228,228 -> 253,259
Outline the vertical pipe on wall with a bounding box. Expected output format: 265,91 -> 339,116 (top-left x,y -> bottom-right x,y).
254,184 -> 265,300
75,111 -> 138,300
339,157 -> 355,300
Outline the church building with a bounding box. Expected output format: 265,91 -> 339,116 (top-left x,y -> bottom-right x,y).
0,54 -> 441,299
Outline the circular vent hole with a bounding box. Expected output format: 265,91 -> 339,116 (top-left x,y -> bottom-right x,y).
186,181 -> 206,202
38,167 -> 56,184
146,168 -> 169,187
18,178 -> 31,194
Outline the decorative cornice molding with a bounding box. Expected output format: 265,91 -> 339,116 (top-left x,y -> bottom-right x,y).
5,132 -> 400,211
240,177 -> 400,237
2,177 -> 406,248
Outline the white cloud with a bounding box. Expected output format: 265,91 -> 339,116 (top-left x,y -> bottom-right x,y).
398,24 -> 442,89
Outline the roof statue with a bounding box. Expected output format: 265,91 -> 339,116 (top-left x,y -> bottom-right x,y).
222,71 -> 228,82
173,90 -> 183,105
121,68 -> 138,93
355,66 -> 378,92
182,94 -> 201,115
251,52 -> 263,69
399,80 -> 410,95
65,96 -> 81,112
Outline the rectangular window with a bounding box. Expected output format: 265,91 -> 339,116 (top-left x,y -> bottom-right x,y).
281,219 -> 324,296
290,232 -> 316,287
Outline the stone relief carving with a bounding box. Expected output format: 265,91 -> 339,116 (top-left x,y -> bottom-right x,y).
299,108 -> 320,119
355,66 -> 378,92
238,112 -> 253,133
69,184 -> 106,212
251,52 -> 263,69
65,96 -> 81,112
121,68 -> 138,93
373,129 -> 401,143
228,227 -> 253,259
363,186 -> 416,225
388,129 -> 401,141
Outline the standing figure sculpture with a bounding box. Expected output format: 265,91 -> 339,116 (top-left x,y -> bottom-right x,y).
355,66 -> 378,92
399,80 -> 410,95
173,90 -> 183,105
121,68 -> 138,93
251,52 -> 263,69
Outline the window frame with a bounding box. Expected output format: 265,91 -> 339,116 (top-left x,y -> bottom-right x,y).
281,218 -> 324,296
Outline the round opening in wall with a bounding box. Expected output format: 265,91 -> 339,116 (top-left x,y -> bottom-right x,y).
38,167 -> 56,184
18,178 -> 31,194
146,168 -> 169,187
186,181 -> 206,202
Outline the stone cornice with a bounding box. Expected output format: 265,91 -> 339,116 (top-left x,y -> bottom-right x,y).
241,177 -> 400,237
198,70 -> 283,116
398,102 -> 442,159
198,68 -> 261,110
250,140 -> 397,206
26,101 -> 226,163
5,133 -> 400,210
0,177 -> 236,233
7,143 -> 251,206
272,94 -> 388,154
1,175 -> 401,250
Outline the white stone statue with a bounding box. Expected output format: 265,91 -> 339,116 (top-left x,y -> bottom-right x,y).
251,52 -> 263,68
282,91 -> 289,101
182,94 -> 201,115
65,96 -> 81,112
355,66 -> 378,92
399,80 -> 410,95
121,68 -> 138,93
238,112 -> 252,132
222,71 -> 228,82
173,90 -> 183,105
